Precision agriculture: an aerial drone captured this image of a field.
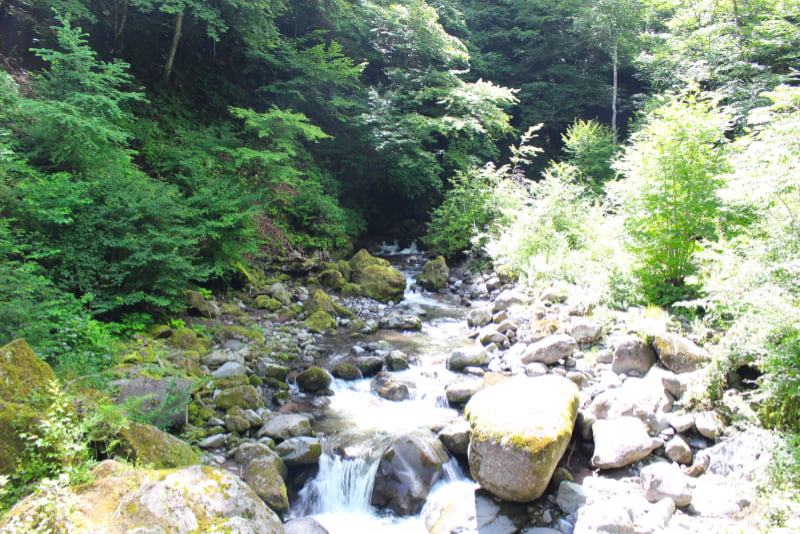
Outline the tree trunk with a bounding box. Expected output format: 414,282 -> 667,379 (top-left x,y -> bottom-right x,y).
161,9 -> 184,85
611,39 -> 619,139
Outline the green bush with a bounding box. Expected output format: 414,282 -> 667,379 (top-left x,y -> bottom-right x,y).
611,90 -> 733,305
562,119 -> 618,191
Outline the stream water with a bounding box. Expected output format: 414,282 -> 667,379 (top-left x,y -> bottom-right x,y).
287,256 -> 480,533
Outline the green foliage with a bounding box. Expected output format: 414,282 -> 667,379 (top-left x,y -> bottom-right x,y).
562,119 -> 619,190
16,15 -> 144,173
611,90 -> 733,305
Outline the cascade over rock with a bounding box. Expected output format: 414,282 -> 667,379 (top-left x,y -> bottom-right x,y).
464,375 -> 579,502
370,431 -> 452,516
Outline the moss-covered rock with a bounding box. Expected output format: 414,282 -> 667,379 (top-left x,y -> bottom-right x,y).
0,339 -> 56,400
243,457 -> 290,512
184,289 -> 220,318
296,365 -> 332,392
168,328 -> 212,355
118,421 -> 200,469
214,385 -> 264,411
337,259 -> 353,282
417,256 -> 449,291
465,375 -> 579,502
353,264 -> 406,303
305,310 -> 337,334
213,325 -> 263,343
341,282 -> 363,298
303,289 -> 354,318
319,269 -> 346,290
349,248 -> 390,272
254,294 -> 284,312
332,363 -> 362,380
0,460 -> 285,533
146,324 -> 173,339
0,339 -> 57,475
652,332 -> 711,374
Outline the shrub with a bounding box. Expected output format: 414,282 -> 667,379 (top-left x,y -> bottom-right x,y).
562,118 -> 619,191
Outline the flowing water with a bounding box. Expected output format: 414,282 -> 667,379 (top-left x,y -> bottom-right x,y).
288,255 -> 479,533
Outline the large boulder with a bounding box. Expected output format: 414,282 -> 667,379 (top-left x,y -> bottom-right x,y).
352,264 -> 407,303
0,339 -> 57,475
612,335 -> 656,376
422,480 -> 531,534
417,256 -> 449,291
258,414 -> 313,441
652,332 -> 711,374
296,365 -> 332,392
275,436 -> 323,466
214,385 -> 264,411
447,346 -> 490,371
243,457 -> 290,512
0,460 -> 285,533
464,375 -> 579,502
371,431 -> 452,516
117,421 -> 199,469
349,248 -> 390,271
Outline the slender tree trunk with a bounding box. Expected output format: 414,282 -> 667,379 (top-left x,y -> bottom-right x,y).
611,39 -> 619,139
162,9 -> 184,85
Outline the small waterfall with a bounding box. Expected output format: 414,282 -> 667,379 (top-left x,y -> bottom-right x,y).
294,451 -> 381,516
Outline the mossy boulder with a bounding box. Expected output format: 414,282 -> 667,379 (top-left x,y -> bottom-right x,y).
332,363 -> 362,380
214,385 -> 264,411
349,248 -> 390,272
254,295 -> 284,312
169,328 -> 212,355
319,269 -> 346,290
0,460 -> 285,533
0,339 -> 57,475
118,421 -> 200,469
183,289 -> 220,318
214,325 -> 263,343
0,339 -> 56,400
337,259 -> 353,281
341,283 -> 363,298
417,256 -> 449,291
303,289 -> 354,318
146,324 -> 173,339
243,457 -> 290,512
296,365 -> 332,392
465,375 -> 579,502
305,310 -> 337,334
353,264 -> 406,303
652,332 -> 711,374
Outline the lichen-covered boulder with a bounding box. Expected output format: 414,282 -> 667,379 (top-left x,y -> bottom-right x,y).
296,365 -> 332,392
118,421 -> 199,469
417,256 -> 449,291
352,264 -> 406,303
464,375 -> 579,502
169,327 -> 212,354
652,332 -> 711,374
0,339 -> 57,475
214,385 -> 264,411
0,460 -> 285,533
371,431 -> 451,516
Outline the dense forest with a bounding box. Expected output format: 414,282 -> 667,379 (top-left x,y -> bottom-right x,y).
1,0 -> 799,522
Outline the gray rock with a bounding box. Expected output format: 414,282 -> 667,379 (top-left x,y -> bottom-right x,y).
556,480 -> 587,514
381,314 -> 422,331
640,461 -> 692,507
445,379 -> 484,404
296,365 -> 332,392
492,289 -> 530,313
438,419 -> 472,455
275,436 -> 323,466
371,431 -> 451,516
257,414 -> 313,440
213,361 -> 248,379
198,433 -> 227,449
467,308 -> 493,328
574,503 -> 635,534
568,318 -> 603,344
447,346 -> 490,371
611,335 -> 655,376
652,332 -> 711,374
422,480 -> 530,534
233,441 -> 287,478
668,412 -> 695,433
688,474 -> 753,517
525,362 -> 549,377
386,350 -> 410,371
370,372 -> 411,401
202,350 -> 244,367
694,410 -> 725,440
522,334 -> 578,365
243,456 -> 289,512
660,369 -> 701,399
355,356 -> 384,377
255,361 -> 290,381
591,417 -> 662,470
465,376 -> 579,502
664,435 -> 693,464
478,326 -> 509,348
